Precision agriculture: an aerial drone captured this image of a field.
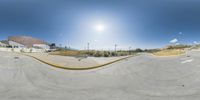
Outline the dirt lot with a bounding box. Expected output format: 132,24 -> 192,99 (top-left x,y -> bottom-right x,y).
152,49 -> 185,56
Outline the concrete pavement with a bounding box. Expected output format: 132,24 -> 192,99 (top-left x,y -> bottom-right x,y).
0,51 -> 200,100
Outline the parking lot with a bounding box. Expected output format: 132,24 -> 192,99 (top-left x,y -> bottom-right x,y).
0,51 -> 200,100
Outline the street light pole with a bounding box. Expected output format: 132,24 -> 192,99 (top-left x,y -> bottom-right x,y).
115,44 -> 117,53
87,42 -> 90,53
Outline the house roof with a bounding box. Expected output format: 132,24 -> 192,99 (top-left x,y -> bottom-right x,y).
8,36 -> 47,47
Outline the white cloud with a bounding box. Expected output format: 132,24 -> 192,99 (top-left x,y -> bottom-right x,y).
170,38 -> 178,44
175,43 -> 180,45
179,32 -> 182,35
194,41 -> 200,44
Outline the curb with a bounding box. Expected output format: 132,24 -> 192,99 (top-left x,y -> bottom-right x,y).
20,53 -> 136,70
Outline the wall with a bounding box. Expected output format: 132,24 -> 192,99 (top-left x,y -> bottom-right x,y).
33,44 -> 50,50
0,47 -> 46,53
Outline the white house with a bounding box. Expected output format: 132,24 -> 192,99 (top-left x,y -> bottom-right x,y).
33,44 -> 50,50
8,41 -> 25,48
0,36 -> 52,53
0,42 -> 7,47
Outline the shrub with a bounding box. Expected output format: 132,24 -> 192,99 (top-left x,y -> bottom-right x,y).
135,48 -> 143,52
94,51 -> 103,57
103,51 -> 110,57
111,52 -> 117,56
166,44 -> 191,50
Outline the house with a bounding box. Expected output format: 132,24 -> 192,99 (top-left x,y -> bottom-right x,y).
8,41 -> 25,48
49,43 -> 56,49
33,44 -> 50,50
8,36 -> 50,50
0,41 -> 7,47
0,36 -> 51,53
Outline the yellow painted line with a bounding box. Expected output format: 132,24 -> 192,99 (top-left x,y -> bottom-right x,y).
20,53 -> 136,70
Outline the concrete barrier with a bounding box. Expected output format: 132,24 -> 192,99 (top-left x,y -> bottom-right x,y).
0,48 -> 12,52
0,47 -> 46,53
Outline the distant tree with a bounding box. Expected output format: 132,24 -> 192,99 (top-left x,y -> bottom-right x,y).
144,49 -> 148,52
111,52 -> 117,56
103,51 -> 110,57
166,44 -> 191,50
135,48 -> 143,52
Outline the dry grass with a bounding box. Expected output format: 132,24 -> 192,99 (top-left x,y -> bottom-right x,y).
49,50 -> 135,57
49,50 -> 82,56
152,49 -> 185,56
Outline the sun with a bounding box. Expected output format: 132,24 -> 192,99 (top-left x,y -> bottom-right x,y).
94,24 -> 105,32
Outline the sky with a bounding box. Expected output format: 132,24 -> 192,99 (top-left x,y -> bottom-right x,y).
1,0 -> 200,50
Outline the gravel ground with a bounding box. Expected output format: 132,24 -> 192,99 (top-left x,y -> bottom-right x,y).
0,51 -> 200,100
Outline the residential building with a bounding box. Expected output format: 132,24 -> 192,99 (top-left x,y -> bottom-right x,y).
0,36 -> 51,53
8,36 -> 50,50
0,42 -> 7,47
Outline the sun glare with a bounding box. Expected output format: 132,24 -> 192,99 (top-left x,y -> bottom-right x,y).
95,24 -> 105,32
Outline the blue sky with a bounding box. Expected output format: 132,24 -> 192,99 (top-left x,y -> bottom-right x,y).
1,0 -> 200,50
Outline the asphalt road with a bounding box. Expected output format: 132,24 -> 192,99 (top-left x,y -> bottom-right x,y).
0,51 -> 200,100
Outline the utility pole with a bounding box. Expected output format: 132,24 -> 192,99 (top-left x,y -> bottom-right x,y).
115,44 -> 117,53
87,42 -> 90,53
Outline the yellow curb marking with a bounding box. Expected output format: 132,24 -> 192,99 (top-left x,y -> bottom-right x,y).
20,53 -> 136,70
